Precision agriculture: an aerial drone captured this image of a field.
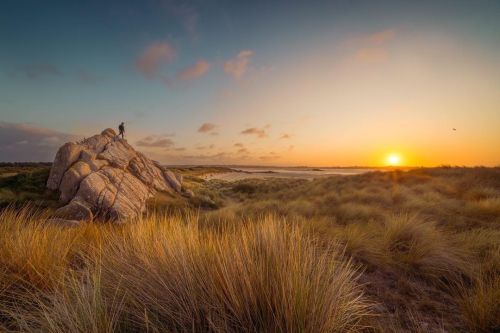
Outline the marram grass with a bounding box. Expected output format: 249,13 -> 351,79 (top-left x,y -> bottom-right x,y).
0,208 -> 371,333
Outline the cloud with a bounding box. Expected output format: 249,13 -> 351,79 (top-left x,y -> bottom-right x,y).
354,47 -> 388,63
136,135 -> 175,148
176,5 -> 198,37
224,50 -> 254,79
176,59 -> 210,81
366,29 -> 395,45
174,147 -> 186,151
353,29 -> 395,64
196,144 -> 215,150
240,127 -> 267,138
9,63 -> 61,79
181,152 -> 228,161
259,151 -> 280,161
0,122 -> 79,162
237,148 -> 249,154
280,134 -> 292,139
234,142 -> 244,148
259,153 -> 281,161
198,122 -> 217,133
159,0 -> 199,37
136,42 -> 175,79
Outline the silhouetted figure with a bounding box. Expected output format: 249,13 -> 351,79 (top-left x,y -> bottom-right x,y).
118,122 -> 125,139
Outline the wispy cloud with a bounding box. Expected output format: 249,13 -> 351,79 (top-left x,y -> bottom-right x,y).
366,29 -> 395,45
159,0 -> 199,37
136,42 -> 175,79
224,50 -> 254,79
234,142 -> 244,148
196,144 -> 215,150
176,59 -> 210,81
353,29 -> 396,64
181,152 -> 228,161
198,122 -> 217,133
237,148 -> 249,154
259,152 -> 280,161
0,122 -> 79,162
9,63 -> 61,79
280,133 -> 292,139
136,135 -> 175,148
240,127 -> 268,138
354,47 -> 388,63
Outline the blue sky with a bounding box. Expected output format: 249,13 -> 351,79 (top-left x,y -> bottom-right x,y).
1,0 -> 500,165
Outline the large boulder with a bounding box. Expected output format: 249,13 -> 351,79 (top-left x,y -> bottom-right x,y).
47,128 -> 187,224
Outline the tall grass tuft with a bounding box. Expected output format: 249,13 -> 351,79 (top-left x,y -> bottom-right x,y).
0,207 -> 80,290
457,273 -> 500,332
0,209 -> 372,333
98,215 -> 371,332
380,213 -> 469,280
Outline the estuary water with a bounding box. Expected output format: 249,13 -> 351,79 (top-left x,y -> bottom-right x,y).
203,167 -> 375,181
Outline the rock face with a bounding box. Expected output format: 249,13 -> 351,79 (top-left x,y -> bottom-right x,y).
47,128 -> 185,223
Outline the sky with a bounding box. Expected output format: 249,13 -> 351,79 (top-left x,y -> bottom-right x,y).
1,0 -> 500,166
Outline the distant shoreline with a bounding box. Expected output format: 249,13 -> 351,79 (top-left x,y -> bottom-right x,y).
163,164 -> 416,170
200,167 -> 377,181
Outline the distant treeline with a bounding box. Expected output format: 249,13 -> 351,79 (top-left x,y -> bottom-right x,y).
0,162 -> 52,168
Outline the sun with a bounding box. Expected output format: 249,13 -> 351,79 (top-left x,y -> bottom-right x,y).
386,153 -> 402,166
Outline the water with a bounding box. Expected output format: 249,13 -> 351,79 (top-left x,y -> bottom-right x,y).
203,167 -> 375,181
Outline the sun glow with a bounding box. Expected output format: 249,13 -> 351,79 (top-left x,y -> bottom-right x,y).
386,153 -> 402,166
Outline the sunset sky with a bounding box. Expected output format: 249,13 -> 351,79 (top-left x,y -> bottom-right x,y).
1,0 -> 499,166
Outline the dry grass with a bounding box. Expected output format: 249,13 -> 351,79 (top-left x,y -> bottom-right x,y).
379,213 -> 469,280
0,209 -> 371,333
1,166 -> 499,332
200,167 -> 500,332
457,273 -> 500,332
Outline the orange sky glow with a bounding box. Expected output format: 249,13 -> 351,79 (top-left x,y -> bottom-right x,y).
2,2 -> 500,167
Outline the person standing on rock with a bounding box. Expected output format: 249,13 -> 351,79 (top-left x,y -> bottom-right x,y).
118,122 -> 125,139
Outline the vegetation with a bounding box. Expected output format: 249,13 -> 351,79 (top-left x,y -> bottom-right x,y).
0,165 -> 499,332
0,209 -> 370,332
0,165 -> 57,209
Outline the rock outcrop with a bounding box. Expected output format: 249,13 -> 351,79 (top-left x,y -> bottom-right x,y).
47,128 -> 187,224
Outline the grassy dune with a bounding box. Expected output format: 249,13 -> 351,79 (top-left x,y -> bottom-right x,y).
151,167 -> 500,332
0,166 -> 499,332
0,210 -> 370,332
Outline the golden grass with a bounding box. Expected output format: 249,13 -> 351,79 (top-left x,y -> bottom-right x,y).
465,197 -> 500,217
0,208 -> 80,290
0,210 -> 371,333
379,213 -> 470,280
334,202 -> 386,224
329,223 -> 383,266
1,166 -> 499,332
457,273 -> 500,332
